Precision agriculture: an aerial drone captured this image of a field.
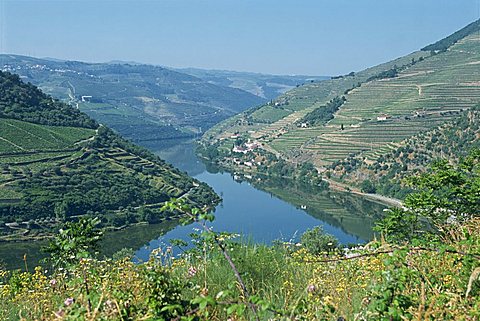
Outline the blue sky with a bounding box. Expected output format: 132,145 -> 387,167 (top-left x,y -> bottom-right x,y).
1,0 -> 478,75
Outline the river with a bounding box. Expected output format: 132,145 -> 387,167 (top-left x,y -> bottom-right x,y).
0,139 -> 385,269
134,139 -> 385,262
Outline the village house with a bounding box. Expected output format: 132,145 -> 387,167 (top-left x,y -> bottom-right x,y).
232,145 -> 248,154
377,113 -> 391,121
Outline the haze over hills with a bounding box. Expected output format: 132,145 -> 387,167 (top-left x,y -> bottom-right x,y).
202,19 -> 480,194
0,55 -> 264,142
0,55 -> 325,143
175,68 -> 328,100
0,70 -> 219,240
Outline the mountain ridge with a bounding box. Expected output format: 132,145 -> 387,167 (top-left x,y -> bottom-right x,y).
0,54 -> 265,142
200,19 -> 480,197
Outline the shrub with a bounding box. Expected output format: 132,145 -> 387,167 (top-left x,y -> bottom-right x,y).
300,226 -> 339,254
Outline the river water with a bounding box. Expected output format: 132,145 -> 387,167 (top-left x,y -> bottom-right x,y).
134,139 -> 385,262
0,139 -> 385,269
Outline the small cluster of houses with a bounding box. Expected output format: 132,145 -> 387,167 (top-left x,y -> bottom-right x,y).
232,155 -> 266,168
2,63 -> 96,78
376,110 -> 431,122
268,97 -> 289,107
232,140 -> 261,154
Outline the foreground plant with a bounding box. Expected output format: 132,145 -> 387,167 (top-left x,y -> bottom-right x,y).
1,153 -> 479,320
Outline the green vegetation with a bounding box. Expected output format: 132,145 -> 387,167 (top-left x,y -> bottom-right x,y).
365,65 -> 398,81
299,96 -> 346,126
1,158 -> 478,320
300,226 -> 338,254
0,71 -> 96,128
0,71 -> 219,240
375,149 -> 480,242
203,20 -> 480,200
0,56 -> 268,142
329,106 -> 480,199
422,18 -> 480,52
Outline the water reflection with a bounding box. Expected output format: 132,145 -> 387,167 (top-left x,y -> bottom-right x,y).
1,138 -> 387,270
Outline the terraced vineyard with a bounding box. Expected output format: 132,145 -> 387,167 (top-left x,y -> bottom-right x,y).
0,71 -> 219,239
204,23 -> 480,170
0,118 -> 95,152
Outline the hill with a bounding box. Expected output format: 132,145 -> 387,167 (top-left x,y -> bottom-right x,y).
0,71 -> 219,240
327,106 -> 480,198
0,55 -> 265,142
201,19 -> 480,195
176,67 -> 328,100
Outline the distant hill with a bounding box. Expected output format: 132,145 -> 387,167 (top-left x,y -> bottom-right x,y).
0,71 -> 219,240
201,19 -> 480,196
176,68 -> 328,100
0,55 -> 265,142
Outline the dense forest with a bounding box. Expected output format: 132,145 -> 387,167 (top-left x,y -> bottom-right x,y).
0,71 -> 97,128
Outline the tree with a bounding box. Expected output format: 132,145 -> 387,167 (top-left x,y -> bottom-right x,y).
375,149 -> 480,242
361,179 -> 376,193
301,226 -> 338,254
43,217 -> 103,268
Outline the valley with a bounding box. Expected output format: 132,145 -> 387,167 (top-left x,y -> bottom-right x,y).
0,6 -> 479,319
0,71 -> 219,240
0,55 -> 324,143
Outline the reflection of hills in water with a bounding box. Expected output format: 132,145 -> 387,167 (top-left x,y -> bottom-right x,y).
144,139 -> 207,177
252,176 -> 386,241
0,219 -> 180,270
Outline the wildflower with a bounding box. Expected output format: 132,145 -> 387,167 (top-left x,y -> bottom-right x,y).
64,297 -> 74,306
307,284 -> 317,293
49,279 -> 57,286
104,300 -> 114,308
188,266 -> 197,277
54,309 -> 65,317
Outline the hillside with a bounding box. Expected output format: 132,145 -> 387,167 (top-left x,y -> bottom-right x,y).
0,55 -> 265,142
202,20 -> 480,193
0,71 -> 219,240
328,106 -> 480,198
176,67 -> 328,100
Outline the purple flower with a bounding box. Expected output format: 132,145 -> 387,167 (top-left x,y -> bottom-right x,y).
64,297 -> 74,306
307,284 -> 317,293
187,266 -> 197,277
50,279 -> 57,286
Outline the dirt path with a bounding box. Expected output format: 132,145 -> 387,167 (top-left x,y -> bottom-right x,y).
74,127 -> 100,145
416,85 -> 422,96
0,136 -> 25,151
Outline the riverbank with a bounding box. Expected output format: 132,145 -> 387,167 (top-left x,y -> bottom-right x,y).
196,138 -> 404,208
323,178 -> 403,207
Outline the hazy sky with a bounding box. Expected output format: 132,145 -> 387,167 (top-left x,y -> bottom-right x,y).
1,0 -> 479,75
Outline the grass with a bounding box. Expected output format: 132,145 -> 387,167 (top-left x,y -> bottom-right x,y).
0,218 -> 478,320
